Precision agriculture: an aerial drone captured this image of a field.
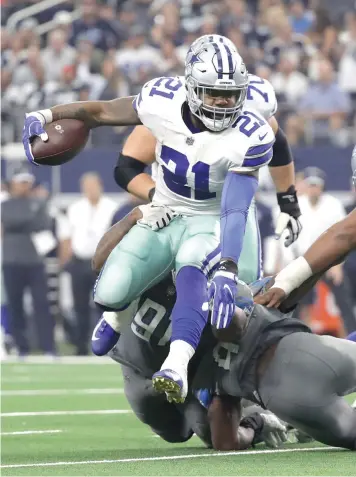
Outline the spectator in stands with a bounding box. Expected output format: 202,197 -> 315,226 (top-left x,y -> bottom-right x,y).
42,29 -> 76,83
159,1 -> 185,46
43,64 -> 89,108
264,16 -> 312,68
76,35 -> 105,87
52,10 -> 73,37
17,18 -> 40,49
220,0 -> 255,39
91,59 -> 132,146
299,59 -> 351,145
288,0 -> 314,34
70,0 -> 120,51
1,27 -> 10,68
10,43 -> 43,87
270,53 -> 309,108
338,12 -> 356,97
294,167 -> 356,333
159,37 -> 184,76
308,5 -> 339,60
2,170 -> 55,356
116,26 -> 162,86
66,173 -> 117,355
117,2 -> 140,39
200,14 -> 219,36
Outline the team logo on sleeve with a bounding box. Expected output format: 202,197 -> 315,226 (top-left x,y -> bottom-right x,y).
186,137 -> 195,146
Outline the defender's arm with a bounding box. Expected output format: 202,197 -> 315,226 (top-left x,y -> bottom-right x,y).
255,208 -> 356,308
208,396 -> 269,451
92,208 -> 142,274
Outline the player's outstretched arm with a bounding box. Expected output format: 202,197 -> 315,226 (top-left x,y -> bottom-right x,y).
23,97 -> 141,164
255,208 -> 356,308
49,97 -> 140,127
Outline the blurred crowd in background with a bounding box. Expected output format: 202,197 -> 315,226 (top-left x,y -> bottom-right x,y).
1,0 -> 356,357
2,0 -> 356,147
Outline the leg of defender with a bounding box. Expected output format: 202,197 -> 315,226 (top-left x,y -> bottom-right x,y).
258,333 -> 356,450
122,365 -> 194,442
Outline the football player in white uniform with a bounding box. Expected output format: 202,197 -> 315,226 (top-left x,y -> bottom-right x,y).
22,36 -> 287,403
114,36 -> 302,247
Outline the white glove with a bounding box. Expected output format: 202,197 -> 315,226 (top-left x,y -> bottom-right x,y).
275,212 -> 302,247
138,204 -> 178,231
260,412 -> 288,448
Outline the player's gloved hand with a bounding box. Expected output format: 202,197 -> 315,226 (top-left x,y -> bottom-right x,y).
137,204 -> 178,231
259,412 -> 288,448
275,186 -> 302,247
22,110 -> 50,165
208,260 -> 238,329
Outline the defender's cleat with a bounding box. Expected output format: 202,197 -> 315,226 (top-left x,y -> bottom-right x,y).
152,370 -> 186,403
91,315 -> 120,356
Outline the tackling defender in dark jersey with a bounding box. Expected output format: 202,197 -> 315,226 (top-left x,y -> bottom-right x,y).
93,210 -> 356,451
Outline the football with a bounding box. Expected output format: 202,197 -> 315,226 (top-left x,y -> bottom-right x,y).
31,119 -> 90,166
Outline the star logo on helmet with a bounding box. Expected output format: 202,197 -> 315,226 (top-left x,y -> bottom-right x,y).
188,51 -> 203,67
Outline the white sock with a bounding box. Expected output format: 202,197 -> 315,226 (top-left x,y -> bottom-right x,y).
162,340 -> 195,371
103,311 -> 121,333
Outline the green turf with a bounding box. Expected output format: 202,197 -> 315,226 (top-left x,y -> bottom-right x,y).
1,360 -> 355,476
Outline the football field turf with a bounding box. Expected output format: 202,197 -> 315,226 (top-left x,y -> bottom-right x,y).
1,358 -> 355,476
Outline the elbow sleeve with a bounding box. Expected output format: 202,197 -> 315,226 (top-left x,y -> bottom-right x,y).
269,127 -> 293,167
114,153 -> 146,191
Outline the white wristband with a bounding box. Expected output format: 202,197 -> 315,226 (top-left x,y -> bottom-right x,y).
38,109 -> 53,124
272,256 -> 313,296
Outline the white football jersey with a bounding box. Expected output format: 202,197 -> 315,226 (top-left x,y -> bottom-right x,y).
134,76 -> 275,215
246,74 -> 277,119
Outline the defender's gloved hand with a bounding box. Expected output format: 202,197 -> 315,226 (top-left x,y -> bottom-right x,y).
259,412 -> 288,448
